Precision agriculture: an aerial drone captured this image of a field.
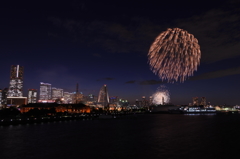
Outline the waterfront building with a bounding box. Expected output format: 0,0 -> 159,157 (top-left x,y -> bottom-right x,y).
88,94 -> 96,102
63,92 -> 75,104
85,94 -> 97,106
6,65 -> 28,106
142,96 -> 149,107
20,103 -> 91,114
73,83 -> 84,104
193,97 -> 199,106
52,87 -> 63,101
149,96 -> 153,105
7,97 -> 27,106
97,84 -> 109,108
8,65 -> 24,97
200,97 -> 206,106
119,98 -> 129,107
109,96 -> 118,104
28,89 -> 37,103
1,88 -> 8,107
135,99 -> 142,107
39,82 -> 52,100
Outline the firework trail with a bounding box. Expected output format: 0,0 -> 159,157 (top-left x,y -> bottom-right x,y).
152,85 -> 170,105
148,28 -> 201,83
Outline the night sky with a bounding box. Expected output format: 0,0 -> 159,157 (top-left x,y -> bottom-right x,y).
1,0 -> 240,105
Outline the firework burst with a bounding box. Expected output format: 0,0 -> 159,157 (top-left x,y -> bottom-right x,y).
148,28 -> 201,83
152,85 -> 170,105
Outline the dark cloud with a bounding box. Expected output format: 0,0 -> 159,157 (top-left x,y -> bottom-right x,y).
139,80 -> 164,85
190,66 -> 240,81
125,80 -> 136,84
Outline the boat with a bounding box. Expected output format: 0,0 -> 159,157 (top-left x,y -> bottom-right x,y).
182,106 -> 216,113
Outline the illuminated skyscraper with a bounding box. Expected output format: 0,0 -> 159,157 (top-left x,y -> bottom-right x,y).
8,65 -> 24,97
97,84 -> 109,108
28,89 -> 37,103
52,87 -> 63,100
39,82 -> 52,100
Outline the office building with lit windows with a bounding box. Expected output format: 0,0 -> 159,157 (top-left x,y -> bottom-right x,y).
28,89 -> 37,103
39,82 -> 52,102
6,65 -> 27,106
52,87 -> 63,101
8,65 -> 24,97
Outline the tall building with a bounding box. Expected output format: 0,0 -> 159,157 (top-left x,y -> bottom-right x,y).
142,96 -> 149,107
149,96 -> 153,105
97,84 -> 109,108
200,97 -> 206,106
135,99 -> 141,107
193,97 -> 199,106
63,92 -> 75,104
6,65 -> 27,106
39,82 -> 52,100
28,89 -> 37,103
1,88 -> 8,106
74,83 -> 84,104
8,65 -> 24,97
52,87 -> 63,101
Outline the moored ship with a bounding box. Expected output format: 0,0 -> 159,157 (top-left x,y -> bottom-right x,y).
182,106 -> 216,113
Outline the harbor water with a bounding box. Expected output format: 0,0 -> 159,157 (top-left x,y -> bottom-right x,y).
1,113 -> 240,159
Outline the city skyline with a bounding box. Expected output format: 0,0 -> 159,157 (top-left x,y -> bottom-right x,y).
1,0 -> 240,105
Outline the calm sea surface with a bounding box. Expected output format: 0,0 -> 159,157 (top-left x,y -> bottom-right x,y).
1,114 -> 240,159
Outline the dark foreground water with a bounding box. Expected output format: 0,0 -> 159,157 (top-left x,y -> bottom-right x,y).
1,113 -> 240,159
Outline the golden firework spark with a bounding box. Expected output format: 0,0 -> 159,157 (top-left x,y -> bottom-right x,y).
148,28 -> 201,83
